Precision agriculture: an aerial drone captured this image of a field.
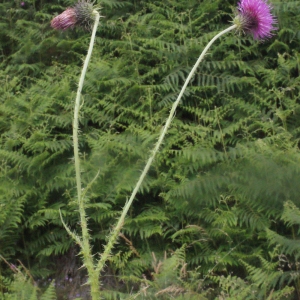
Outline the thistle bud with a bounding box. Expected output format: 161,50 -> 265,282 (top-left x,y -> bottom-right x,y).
51,0 -> 97,31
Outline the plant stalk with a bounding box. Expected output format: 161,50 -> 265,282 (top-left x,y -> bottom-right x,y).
96,24 -> 237,273
72,10 -> 100,300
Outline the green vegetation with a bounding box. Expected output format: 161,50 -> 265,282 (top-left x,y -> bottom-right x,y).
1,0 -> 300,299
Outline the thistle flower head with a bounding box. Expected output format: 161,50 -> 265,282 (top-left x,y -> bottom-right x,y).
51,8 -> 77,30
234,0 -> 277,40
51,0 -> 98,31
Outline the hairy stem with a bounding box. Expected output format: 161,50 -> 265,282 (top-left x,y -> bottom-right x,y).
72,10 -> 100,300
96,24 -> 237,273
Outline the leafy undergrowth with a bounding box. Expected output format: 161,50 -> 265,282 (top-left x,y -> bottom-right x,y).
1,0 -> 300,299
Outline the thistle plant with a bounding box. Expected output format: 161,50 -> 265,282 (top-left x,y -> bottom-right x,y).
51,0 -> 277,299
51,1 -> 102,299
97,0 -> 278,277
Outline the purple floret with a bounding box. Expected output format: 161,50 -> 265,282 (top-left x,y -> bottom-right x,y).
51,8 -> 77,30
51,1 -> 97,31
236,0 -> 277,40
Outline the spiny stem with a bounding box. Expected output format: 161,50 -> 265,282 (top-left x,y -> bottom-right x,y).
59,209 -> 83,247
73,11 -> 100,201
96,24 -> 237,273
72,10 -> 100,300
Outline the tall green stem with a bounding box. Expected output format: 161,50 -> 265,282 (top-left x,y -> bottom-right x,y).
72,10 -> 100,299
96,24 -> 237,273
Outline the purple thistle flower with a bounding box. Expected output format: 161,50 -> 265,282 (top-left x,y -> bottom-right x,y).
51,0 -> 97,31
51,8 -> 77,30
234,0 -> 277,40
